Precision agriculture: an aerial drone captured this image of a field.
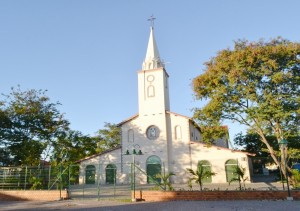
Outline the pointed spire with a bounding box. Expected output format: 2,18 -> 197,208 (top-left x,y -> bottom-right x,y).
142,18 -> 163,70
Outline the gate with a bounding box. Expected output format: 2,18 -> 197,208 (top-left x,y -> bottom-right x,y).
68,163 -> 132,201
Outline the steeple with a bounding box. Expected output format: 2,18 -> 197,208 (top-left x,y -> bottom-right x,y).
142,26 -> 164,70
138,18 -> 170,115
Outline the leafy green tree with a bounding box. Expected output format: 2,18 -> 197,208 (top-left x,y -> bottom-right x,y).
229,165 -> 248,190
193,37 -> 300,179
187,164 -> 216,191
291,169 -> 300,189
51,130 -> 98,164
234,133 -> 278,157
0,86 -> 69,165
50,123 -> 120,167
50,124 -> 120,186
0,147 -> 12,166
95,122 -> 121,153
234,133 -> 300,175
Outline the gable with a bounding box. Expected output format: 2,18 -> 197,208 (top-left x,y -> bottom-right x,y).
76,146 -> 121,163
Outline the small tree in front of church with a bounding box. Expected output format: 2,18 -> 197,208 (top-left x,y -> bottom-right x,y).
229,165 -> 248,190
154,171 -> 175,191
187,164 -> 216,191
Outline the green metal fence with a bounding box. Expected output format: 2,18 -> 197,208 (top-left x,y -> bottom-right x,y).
0,164 -> 72,191
1,157 -> 290,201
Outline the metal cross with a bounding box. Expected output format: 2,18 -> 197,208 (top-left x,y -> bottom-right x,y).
147,15 -> 156,27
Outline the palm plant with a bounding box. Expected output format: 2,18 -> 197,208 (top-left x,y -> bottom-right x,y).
187,164 -> 216,191
155,172 -> 175,191
229,165 -> 248,190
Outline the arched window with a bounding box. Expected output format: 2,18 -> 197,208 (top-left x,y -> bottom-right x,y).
105,164 -> 117,184
85,165 -> 96,184
147,85 -> 155,97
225,159 -> 238,182
128,129 -> 134,143
146,155 -> 161,184
198,160 -> 213,183
175,125 -> 182,140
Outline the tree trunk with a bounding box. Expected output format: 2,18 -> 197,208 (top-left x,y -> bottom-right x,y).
255,128 -> 284,176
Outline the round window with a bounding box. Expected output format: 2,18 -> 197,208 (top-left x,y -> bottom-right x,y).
146,125 -> 159,140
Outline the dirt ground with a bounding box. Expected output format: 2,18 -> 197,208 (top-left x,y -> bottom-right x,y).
0,199 -> 299,211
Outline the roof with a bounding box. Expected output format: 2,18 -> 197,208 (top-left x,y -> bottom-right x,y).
116,114 -> 139,127
117,111 -> 201,129
75,145 -> 121,163
166,111 -> 191,120
117,111 -> 192,127
166,111 -> 203,131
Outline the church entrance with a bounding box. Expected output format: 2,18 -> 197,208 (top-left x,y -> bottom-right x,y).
146,155 -> 161,184
85,165 -> 96,184
105,164 -> 117,184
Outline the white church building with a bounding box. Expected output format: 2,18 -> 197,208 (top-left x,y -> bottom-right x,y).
78,24 -> 253,185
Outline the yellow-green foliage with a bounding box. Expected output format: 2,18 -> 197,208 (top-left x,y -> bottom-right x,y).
291,169 -> 300,189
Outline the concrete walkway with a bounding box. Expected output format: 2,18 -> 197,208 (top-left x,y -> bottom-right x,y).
1,199 -> 299,211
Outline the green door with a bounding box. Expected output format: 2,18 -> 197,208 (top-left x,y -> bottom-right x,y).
198,160 -> 213,183
106,164 -> 117,184
146,156 -> 161,183
225,159 -> 238,182
85,165 -> 96,184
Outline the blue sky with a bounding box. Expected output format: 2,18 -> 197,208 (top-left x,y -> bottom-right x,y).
1,0 -> 300,146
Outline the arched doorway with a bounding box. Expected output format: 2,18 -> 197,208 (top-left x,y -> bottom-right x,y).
225,159 -> 238,182
198,160 -> 213,183
146,155 -> 161,183
85,165 -> 96,184
105,164 -> 117,184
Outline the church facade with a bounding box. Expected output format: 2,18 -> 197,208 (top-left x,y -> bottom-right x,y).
78,25 -> 253,185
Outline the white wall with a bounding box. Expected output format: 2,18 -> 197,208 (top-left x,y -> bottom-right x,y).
188,143 -> 252,184
79,148 -> 124,184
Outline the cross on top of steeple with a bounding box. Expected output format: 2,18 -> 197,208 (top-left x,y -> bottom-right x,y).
142,16 -> 163,70
147,15 -> 156,28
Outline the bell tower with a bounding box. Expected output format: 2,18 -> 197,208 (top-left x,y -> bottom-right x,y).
138,22 -> 170,116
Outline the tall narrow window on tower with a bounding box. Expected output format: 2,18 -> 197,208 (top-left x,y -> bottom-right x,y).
147,75 -> 155,97
147,85 -> 155,97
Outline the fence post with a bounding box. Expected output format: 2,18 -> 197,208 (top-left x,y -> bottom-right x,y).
24,166 -> 28,190
48,165 -> 51,190
97,162 -> 101,201
59,162 -> 62,200
82,164 -> 85,200
1,169 -> 3,190
68,165 -> 70,193
114,168 -> 116,198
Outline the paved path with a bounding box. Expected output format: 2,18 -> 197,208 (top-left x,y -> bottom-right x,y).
1,200 -> 299,211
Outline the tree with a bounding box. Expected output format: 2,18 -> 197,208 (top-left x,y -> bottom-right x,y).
50,123 -> 121,166
234,133 -> 278,157
193,37 -> 300,179
51,130 -> 98,164
95,122 -> 121,153
186,164 -> 216,191
0,147 -> 11,166
0,87 -> 69,165
234,133 -> 300,174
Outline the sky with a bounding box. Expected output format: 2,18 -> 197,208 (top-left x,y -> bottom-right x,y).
1,0 -> 300,146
